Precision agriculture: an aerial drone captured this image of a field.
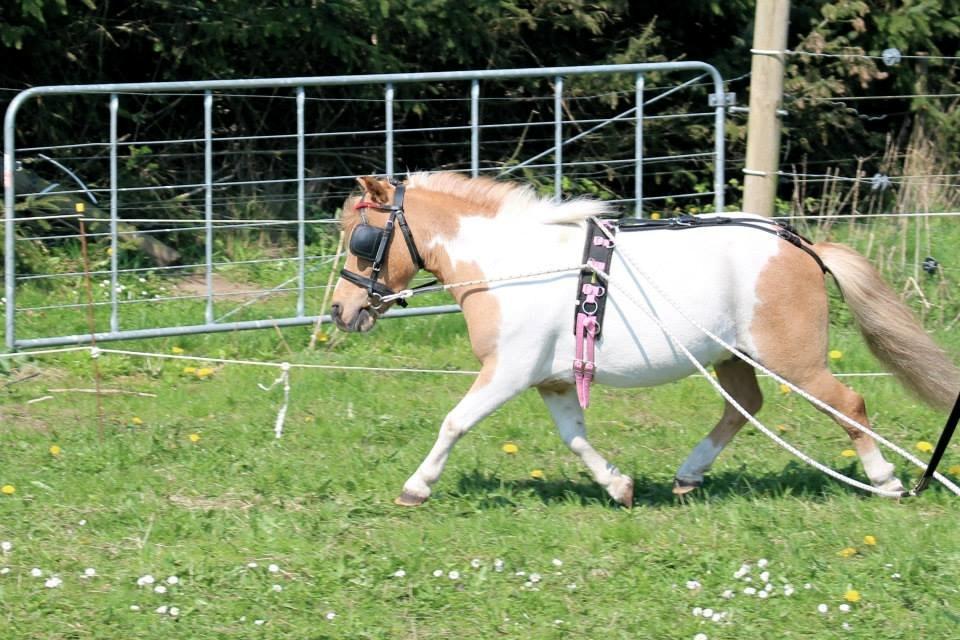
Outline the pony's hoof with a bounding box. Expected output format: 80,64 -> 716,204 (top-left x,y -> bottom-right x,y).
394,491 -> 428,507
672,477 -> 702,496
876,476 -> 905,495
609,476 -> 635,508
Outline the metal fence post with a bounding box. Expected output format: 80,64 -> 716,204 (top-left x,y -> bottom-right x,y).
385,82 -> 394,178
470,79 -> 480,178
296,86 -> 306,317
109,93 -> 119,332
554,75 -> 564,201
635,74 -> 645,218
204,91 -> 214,324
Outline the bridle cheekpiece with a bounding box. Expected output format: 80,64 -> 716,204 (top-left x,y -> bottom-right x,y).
340,180 -> 425,309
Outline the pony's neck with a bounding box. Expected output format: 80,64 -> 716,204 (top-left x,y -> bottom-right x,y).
405,189 -> 502,284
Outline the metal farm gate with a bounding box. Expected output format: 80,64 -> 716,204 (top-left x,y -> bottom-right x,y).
3,62 -> 728,350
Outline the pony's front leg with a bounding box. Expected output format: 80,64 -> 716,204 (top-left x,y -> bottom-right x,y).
537,385 -> 634,507
396,368 -> 525,506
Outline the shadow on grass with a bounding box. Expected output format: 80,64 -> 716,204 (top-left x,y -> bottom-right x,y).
453,461 -> 873,509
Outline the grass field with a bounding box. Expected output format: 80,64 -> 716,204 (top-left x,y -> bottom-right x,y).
2,217 -> 960,639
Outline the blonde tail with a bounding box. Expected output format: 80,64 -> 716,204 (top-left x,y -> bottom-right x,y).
816,242 -> 960,411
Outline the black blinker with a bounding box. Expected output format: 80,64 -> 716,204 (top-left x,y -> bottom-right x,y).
349,223 -> 386,262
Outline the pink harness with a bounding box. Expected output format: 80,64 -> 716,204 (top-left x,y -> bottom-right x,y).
574,220 -> 617,408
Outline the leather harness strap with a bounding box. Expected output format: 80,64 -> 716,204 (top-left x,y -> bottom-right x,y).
571,214 -> 830,409
573,218 -> 617,408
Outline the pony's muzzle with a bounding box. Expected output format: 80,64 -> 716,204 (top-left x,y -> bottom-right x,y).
330,302 -> 377,333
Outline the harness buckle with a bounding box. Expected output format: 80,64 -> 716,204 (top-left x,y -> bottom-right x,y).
580,284 -> 605,315
593,235 -> 615,249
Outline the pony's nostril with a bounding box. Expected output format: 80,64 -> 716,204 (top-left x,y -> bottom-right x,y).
330,303 -> 342,320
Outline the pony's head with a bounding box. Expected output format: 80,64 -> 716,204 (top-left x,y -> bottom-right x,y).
330,176 -> 424,332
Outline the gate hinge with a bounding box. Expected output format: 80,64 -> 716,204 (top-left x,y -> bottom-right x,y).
709,92 -> 736,107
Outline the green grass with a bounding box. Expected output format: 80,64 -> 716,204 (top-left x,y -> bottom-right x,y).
2,311 -> 959,640
2,215 -> 960,639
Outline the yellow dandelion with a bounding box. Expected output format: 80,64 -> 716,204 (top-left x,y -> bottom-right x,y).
949,464 -> 960,476
863,535 -> 877,546
189,433 -> 201,443
776,424 -> 789,432
49,444 -> 62,456
131,416 -> 143,426
650,212 -> 661,220
916,441 -> 933,453
183,366 -> 197,375
841,449 -> 857,458
838,547 -> 857,558
844,589 -> 861,603
74,202 -> 86,214
1,485 -> 15,495
530,469 -> 545,480
195,367 -> 214,379
501,442 -> 519,455
779,383 -> 791,394
828,349 -> 843,360
106,247 -> 113,256
315,332 -> 329,343
171,346 -> 185,354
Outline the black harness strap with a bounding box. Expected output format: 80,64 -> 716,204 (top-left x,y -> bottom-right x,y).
574,218 -> 617,335
616,214 -> 831,275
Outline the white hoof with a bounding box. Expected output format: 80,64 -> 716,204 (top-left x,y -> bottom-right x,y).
607,475 -> 635,508
876,475 -> 905,494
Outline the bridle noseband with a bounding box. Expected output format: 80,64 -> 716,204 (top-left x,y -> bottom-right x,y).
340,182 -> 425,309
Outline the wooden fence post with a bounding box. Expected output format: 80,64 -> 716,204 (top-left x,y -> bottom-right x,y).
742,0 -> 791,217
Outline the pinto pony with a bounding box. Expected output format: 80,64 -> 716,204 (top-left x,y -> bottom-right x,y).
330,173 -> 959,507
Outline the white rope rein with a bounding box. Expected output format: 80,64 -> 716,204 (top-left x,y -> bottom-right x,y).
589,219 -> 960,497
377,264 -> 585,304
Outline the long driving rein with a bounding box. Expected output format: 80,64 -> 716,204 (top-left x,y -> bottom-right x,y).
339,182 -> 435,309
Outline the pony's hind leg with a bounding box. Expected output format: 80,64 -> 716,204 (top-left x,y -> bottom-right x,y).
537,385 -> 634,507
798,370 -> 903,492
673,357 -> 763,495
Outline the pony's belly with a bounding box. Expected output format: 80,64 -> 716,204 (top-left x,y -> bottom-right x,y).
594,342 -> 730,387
592,327 -> 734,387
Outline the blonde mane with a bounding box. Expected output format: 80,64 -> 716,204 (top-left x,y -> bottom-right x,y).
405,172 -> 615,224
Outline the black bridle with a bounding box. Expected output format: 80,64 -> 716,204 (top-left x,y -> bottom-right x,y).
340,182 -> 430,309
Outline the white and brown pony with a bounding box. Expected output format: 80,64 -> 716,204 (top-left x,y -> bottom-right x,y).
330,173 -> 959,507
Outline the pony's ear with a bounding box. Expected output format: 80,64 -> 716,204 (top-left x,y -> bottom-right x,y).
356,176 -> 393,204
